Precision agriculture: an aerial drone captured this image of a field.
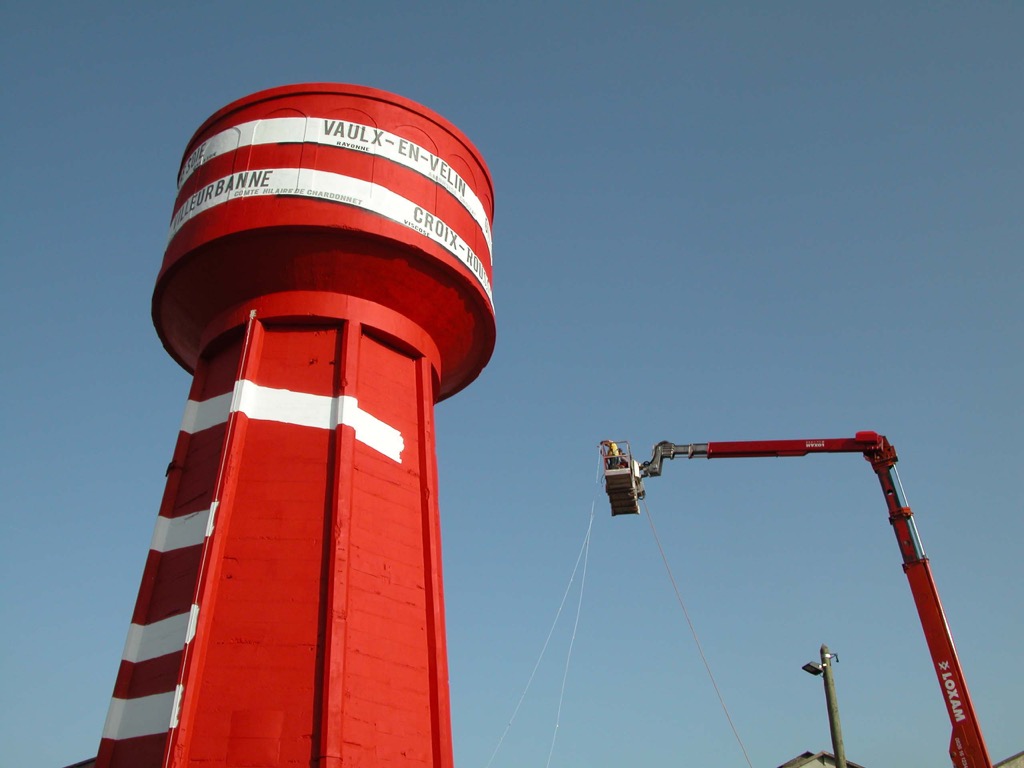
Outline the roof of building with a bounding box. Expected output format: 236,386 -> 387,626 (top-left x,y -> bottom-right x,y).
776,751 -> 868,768
996,749 -> 1024,768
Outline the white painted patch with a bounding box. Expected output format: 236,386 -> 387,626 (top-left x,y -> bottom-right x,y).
233,379 -> 331,429
205,500 -> 218,538
101,690 -> 177,740
180,390 -> 232,434
149,508 -> 211,553
122,606 -> 198,664
180,381 -> 404,462
335,394 -> 405,462
170,684 -> 184,729
185,603 -> 199,647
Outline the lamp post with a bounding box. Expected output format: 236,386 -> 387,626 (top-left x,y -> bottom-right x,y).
802,644 -> 847,768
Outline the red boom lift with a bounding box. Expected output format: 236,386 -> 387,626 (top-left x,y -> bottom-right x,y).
600,431 -> 992,768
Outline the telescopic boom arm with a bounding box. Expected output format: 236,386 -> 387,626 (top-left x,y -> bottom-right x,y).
612,431 -> 992,768
641,433 -> 885,477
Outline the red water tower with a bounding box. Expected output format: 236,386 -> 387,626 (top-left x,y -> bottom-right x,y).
96,83 -> 494,768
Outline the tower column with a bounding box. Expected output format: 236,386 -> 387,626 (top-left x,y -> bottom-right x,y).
97,83 -> 494,768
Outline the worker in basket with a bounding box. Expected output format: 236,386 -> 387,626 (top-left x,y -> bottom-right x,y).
601,440 -> 628,469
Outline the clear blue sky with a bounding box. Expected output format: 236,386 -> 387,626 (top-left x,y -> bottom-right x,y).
2,3 -> 1021,767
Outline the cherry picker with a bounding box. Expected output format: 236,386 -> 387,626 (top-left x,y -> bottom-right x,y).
600,431 -> 992,768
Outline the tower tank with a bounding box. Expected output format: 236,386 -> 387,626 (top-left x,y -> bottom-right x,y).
96,83 -> 494,768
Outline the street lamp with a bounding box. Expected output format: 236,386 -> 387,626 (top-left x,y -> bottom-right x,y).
802,644 -> 847,768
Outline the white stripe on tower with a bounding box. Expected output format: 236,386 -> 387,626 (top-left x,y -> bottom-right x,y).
102,690 -> 182,741
121,606 -> 200,664
182,379 -> 405,462
149,507 -> 213,553
179,391 -> 233,435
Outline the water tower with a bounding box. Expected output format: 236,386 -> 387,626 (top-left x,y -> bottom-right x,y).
96,84 -> 494,768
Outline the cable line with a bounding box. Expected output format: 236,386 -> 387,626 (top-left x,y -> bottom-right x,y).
642,497 -> 755,768
545,502 -> 593,768
483,501 -> 596,768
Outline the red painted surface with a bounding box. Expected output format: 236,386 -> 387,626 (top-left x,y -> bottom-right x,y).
98,84 -> 494,768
